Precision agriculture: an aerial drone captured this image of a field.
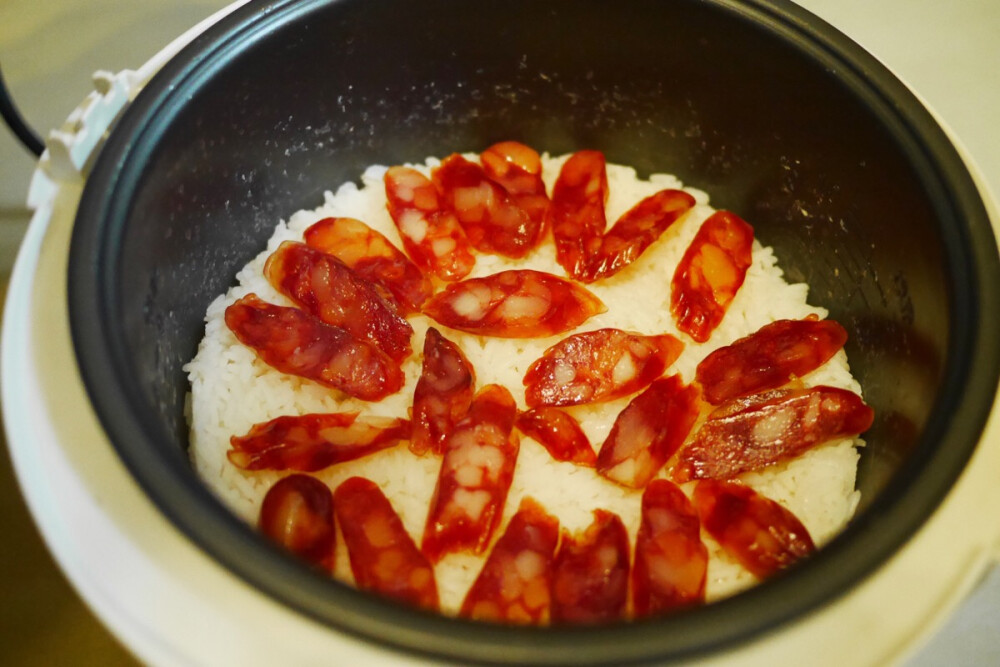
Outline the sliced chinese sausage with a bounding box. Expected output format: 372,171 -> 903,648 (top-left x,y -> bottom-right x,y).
302,217 -> 433,314
631,479 -> 707,617
421,384 -> 520,562
549,151 -> 697,283
514,407 -> 596,467
672,385 -> 874,483
333,477 -> 440,612
576,189 -> 696,283
523,329 -> 685,407
479,141 -> 550,228
692,480 -> 814,579
258,474 -> 336,571
695,315 -> 849,404
551,510 -> 630,624
460,497 -> 559,624
421,269 -> 605,338
228,412 -> 410,472
548,150 -> 609,280
671,210 -> 754,343
596,374 -> 700,489
224,294 -> 404,401
264,241 -> 413,362
384,165 -> 475,281
410,328 -> 476,456
433,153 -> 543,258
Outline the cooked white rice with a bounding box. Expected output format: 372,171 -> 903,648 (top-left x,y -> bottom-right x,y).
185,153 -> 864,613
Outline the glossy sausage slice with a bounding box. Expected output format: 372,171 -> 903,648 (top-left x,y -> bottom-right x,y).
460,497 -> 560,624
264,241 -> 413,362
224,294 -> 404,401
514,407 -> 596,467
228,412 -> 410,472
433,153 -> 543,258
334,477 -> 440,611
384,165 -> 475,281
303,217 -> 434,314
523,329 -> 684,407
631,479 -> 707,616
548,150 -> 609,280
695,315 -> 849,404
671,211 -> 754,343
692,480 -> 814,579
576,189 -> 696,282
551,510 -> 630,624
421,384 -> 520,562
410,328 -> 476,456
422,270 -> 605,338
672,386 -> 874,482
596,375 -> 700,489
258,474 -> 336,571
480,141 -> 550,230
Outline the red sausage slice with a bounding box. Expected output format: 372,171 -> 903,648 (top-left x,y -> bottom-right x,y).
258,474 -> 336,571
672,386 -> 874,483
480,141 -> 550,230
523,329 -> 684,407
264,241 -> 414,362
421,384 -> 520,562
596,375 -> 700,489
333,477 -> 440,611
224,294 -> 404,401
228,412 -> 410,472
460,497 -> 560,624
433,153 -> 543,258
410,328 -> 476,456
631,479 -> 707,616
303,217 -> 434,315
384,165 -> 476,281
551,510 -> 630,624
695,315 -> 849,404
671,211 -> 754,343
548,151 -> 695,282
422,269 -> 606,338
548,150 -> 609,280
514,407 -> 596,467
577,189 -> 696,282
692,480 -> 815,579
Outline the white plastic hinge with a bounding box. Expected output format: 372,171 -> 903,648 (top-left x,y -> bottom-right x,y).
25,1 -> 252,213
26,68 -> 143,213
47,69 -> 138,178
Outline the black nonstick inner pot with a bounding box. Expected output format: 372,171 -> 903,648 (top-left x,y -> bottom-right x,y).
68,0 -> 1000,663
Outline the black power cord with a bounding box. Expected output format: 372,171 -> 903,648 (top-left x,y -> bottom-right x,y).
0,62 -> 45,158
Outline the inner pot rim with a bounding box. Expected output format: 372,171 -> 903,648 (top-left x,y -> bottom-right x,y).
66,0 -> 1000,664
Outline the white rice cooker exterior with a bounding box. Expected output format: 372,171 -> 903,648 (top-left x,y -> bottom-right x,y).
4,2 -> 1000,664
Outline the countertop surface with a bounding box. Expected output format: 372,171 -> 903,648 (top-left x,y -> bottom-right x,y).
1,1 -> 998,665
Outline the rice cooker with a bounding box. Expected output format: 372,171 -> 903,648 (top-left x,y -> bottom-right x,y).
4,1 -> 1000,665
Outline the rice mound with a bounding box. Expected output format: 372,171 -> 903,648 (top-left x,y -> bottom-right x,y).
185,153 -> 864,612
